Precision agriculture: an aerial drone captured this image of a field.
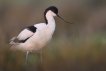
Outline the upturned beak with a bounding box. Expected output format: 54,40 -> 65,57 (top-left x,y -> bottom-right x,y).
57,14 -> 73,24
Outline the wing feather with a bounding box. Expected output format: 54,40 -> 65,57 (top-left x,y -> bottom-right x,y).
17,28 -> 34,41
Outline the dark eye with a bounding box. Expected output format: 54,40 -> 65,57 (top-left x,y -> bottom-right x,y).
52,9 -> 58,14
52,9 -> 55,12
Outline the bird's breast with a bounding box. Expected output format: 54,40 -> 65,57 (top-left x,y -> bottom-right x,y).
26,25 -> 56,51
37,26 -> 55,46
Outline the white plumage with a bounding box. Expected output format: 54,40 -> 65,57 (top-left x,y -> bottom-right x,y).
17,29 -> 34,41
11,20 -> 55,52
9,6 -> 72,63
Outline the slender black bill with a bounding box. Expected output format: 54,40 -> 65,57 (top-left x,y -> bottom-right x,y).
57,14 -> 73,24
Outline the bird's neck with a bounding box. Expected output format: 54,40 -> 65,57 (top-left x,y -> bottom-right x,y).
47,16 -> 55,24
44,12 -> 55,25
44,14 -> 56,32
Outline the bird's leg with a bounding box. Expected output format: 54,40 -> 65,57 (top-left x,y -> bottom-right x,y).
25,51 -> 29,65
40,50 -> 42,62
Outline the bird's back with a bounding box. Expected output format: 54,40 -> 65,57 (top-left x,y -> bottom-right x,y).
10,23 -> 56,52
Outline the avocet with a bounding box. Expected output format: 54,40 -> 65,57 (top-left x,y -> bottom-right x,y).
9,6 -> 73,63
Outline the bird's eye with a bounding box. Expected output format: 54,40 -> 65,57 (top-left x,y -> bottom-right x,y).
52,9 -> 58,14
52,10 -> 55,12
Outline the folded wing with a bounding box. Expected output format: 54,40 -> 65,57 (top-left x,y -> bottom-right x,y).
17,25 -> 37,43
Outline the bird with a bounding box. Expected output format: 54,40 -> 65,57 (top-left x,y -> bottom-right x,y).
9,6 -> 73,63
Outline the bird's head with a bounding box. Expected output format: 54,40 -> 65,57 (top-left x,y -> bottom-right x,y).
44,6 -> 73,24
44,6 -> 58,17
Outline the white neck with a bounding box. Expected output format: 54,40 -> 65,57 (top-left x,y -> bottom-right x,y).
45,11 -> 56,33
46,11 -> 56,26
46,15 -> 55,24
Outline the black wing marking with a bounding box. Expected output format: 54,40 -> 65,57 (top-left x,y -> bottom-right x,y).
19,37 -> 30,43
17,25 -> 37,43
27,25 -> 37,33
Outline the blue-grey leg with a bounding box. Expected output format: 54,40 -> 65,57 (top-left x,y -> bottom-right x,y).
25,51 -> 29,65
40,50 -> 42,62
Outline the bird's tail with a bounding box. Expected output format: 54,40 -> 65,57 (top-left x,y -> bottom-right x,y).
8,37 -> 16,44
6,37 -> 24,51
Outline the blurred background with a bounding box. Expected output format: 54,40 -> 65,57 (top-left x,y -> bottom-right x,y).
0,0 -> 106,71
